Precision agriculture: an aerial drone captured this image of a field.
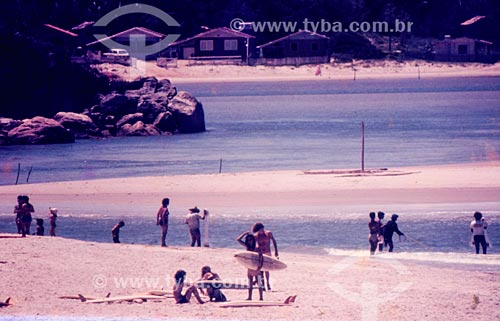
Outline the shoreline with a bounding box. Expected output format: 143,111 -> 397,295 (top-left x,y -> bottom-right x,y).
93,59 -> 500,84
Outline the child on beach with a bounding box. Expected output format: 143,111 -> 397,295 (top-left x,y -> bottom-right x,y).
49,208 -> 58,237
111,221 -> 125,243
156,198 -> 170,247
200,266 -> 227,302
237,231 -> 264,301
173,270 -> 204,304
35,218 -> 44,236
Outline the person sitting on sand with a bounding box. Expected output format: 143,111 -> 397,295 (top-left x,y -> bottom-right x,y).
184,206 -> 206,247
200,266 -> 227,302
237,231 -> 264,301
470,211 -> 488,254
111,221 -> 125,243
49,208 -> 58,237
383,214 -> 405,252
252,222 -> 278,291
173,270 -> 204,304
368,212 -> 380,255
35,218 -> 44,236
156,198 -> 170,247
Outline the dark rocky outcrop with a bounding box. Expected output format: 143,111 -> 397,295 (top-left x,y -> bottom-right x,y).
1,77 -> 205,145
7,116 -> 74,145
53,112 -> 99,138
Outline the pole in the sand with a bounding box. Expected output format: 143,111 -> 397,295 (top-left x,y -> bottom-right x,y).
219,158 -> 223,174
361,121 -> 365,172
15,163 -> 21,185
26,166 -> 33,183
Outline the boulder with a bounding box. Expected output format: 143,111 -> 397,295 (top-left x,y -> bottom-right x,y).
157,79 -> 177,99
116,113 -> 144,128
0,118 -> 23,131
118,121 -> 160,136
167,91 -> 206,133
137,93 -> 168,123
53,112 -> 99,138
8,116 -> 74,145
98,92 -> 138,119
153,111 -> 176,133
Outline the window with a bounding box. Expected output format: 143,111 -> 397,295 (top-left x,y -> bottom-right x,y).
458,45 -> 468,55
291,43 -> 298,51
200,40 -> 214,51
224,39 -> 238,51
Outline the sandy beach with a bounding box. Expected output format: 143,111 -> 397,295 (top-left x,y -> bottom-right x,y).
93,59 -> 500,83
1,162 -> 500,320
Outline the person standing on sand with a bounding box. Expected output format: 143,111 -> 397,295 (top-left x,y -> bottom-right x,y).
14,195 -> 24,234
383,214 -> 405,252
20,195 -> 35,237
49,208 -> 58,237
185,206 -> 206,247
377,211 -> 385,252
470,211 -> 488,254
156,198 -> 170,247
111,221 -> 125,243
252,222 -> 279,291
368,212 -> 380,255
237,231 -> 264,301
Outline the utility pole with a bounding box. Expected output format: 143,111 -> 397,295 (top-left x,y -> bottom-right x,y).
361,121 -> 365,172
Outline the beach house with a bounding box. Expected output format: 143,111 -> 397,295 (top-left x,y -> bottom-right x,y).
162,27 -> 255,64
255,30 -> 330,66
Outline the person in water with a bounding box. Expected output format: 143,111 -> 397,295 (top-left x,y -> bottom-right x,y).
368,212 -> 380,255
173,270 -> 204,304
383,214 -> 405,252
237,231 -> 264,300
470,211 -> 488,254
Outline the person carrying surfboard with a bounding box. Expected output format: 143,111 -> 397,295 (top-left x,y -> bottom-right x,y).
252,222 -> 279,291
237,231 -> 264,301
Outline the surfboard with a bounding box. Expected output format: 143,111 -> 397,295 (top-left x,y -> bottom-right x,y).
220,295 -> 296,308
79,294 -> 165,303
203,209 -> 210,247
0,297 -> 11,307
193,280 -> 250,290
234,252 -> 287,271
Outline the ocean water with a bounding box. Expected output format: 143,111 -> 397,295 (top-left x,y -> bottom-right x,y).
1,77 -> 500,257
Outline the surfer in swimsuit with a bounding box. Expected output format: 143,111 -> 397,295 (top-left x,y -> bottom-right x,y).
156,198 -> 170,247
173,270 -> 204,304
377,211 -> 385,251
252,222 -> 278,291
237,231 -> 264,300
368,212 -> 380,255
49,207 -> 58,237
470,211 -> 488,254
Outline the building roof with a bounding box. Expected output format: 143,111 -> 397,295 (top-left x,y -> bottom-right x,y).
168,27 -> 254,47
44,24 -> 78,37
257,30 -> 329,49
86,27 -> 166,46
461,16 -> 486,26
